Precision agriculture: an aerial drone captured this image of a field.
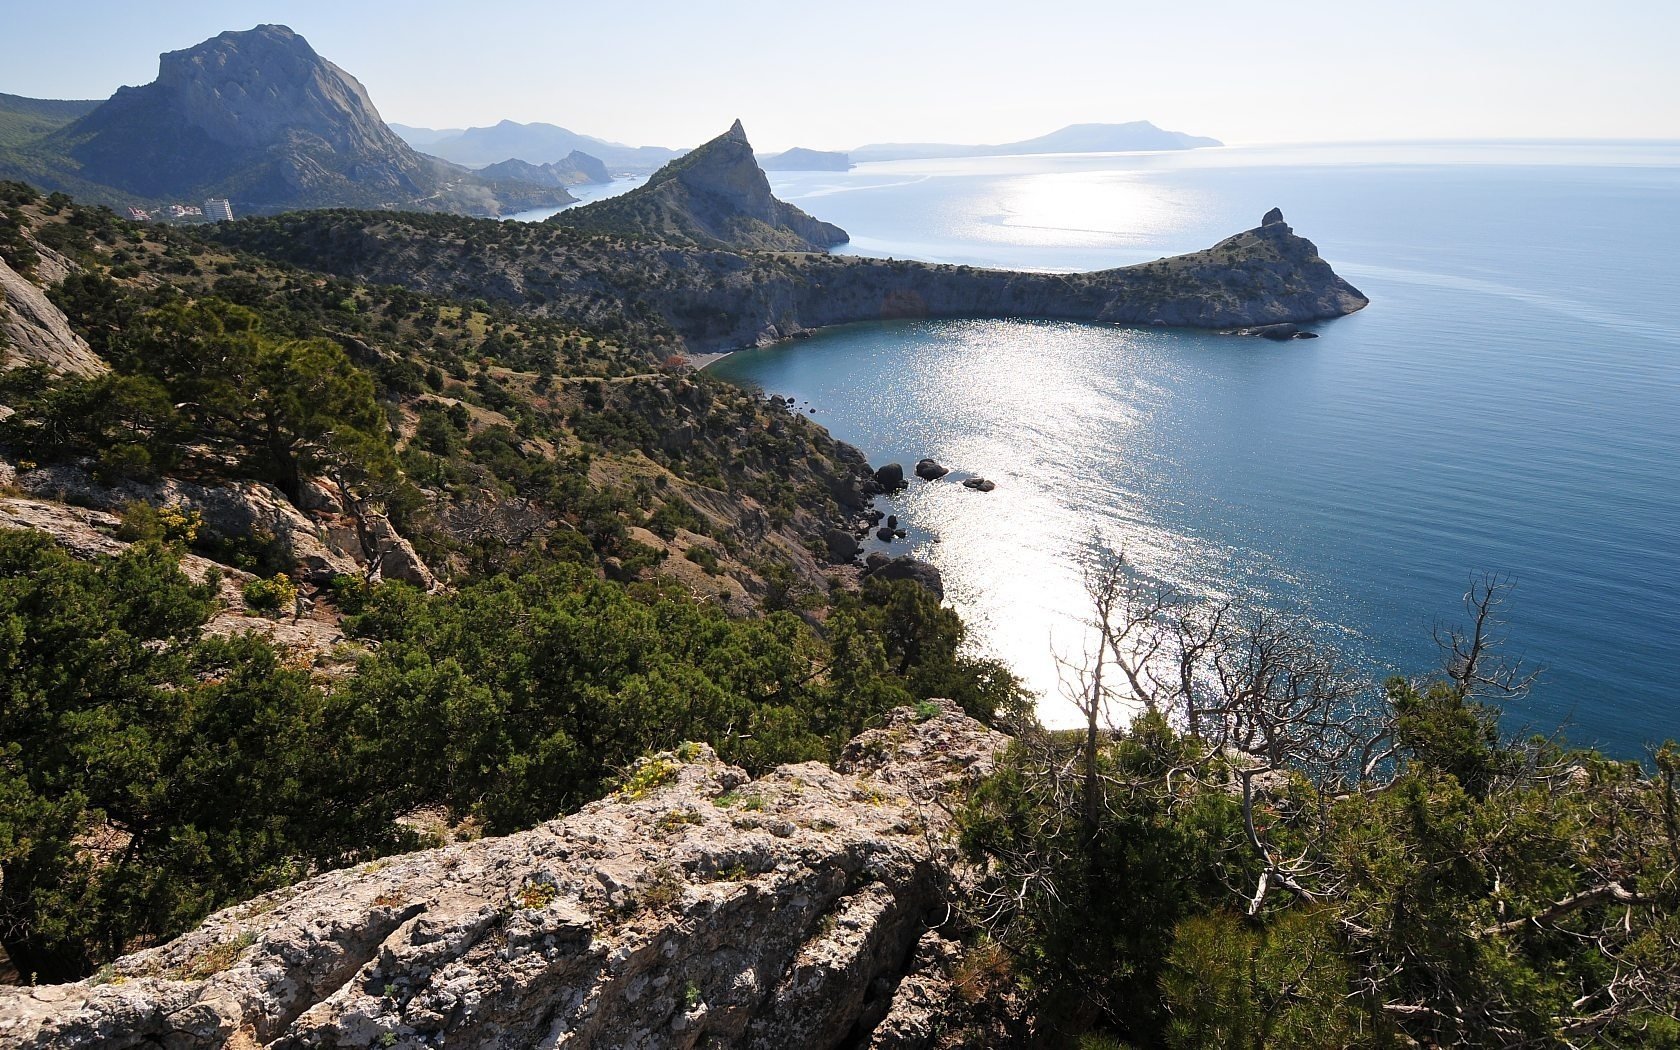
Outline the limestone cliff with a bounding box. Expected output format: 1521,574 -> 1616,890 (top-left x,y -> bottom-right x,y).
553,121 -> 849,252
0,703 -> 1007,1050
0,254 -> 104,376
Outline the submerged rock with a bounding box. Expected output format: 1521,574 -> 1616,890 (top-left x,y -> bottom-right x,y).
961,478 -> 996,493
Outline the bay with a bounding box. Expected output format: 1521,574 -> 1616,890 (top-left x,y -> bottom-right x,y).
709,143 -> 1680,753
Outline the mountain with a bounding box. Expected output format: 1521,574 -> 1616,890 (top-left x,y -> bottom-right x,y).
0,26 -> 572,216
397,119 -> 685,172
478,150 -> 611,188
759,147 -> 852,171
851,120 -> 1221,162
550,120 -> 848,252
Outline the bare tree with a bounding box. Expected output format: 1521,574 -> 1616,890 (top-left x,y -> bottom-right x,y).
1435,573 -> 1541,701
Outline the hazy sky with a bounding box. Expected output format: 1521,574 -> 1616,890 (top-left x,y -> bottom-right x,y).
4,0 -> 1677,151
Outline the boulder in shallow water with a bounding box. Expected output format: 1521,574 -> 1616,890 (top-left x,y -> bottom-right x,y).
915,458 -> 949,481
874,463 -> 907,490
961,478 -> 996,492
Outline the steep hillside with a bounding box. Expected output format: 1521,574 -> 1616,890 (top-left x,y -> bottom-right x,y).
551,121 -> 849,252
0,27 -> 570,217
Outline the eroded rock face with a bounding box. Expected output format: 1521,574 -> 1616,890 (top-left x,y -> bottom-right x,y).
0,702 -> 1007,1050
11,466 -> 438,591
0,255 -> 106,377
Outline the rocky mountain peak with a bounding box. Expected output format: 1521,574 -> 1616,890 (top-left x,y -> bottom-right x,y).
1262,206 -> 1286,226
145,23 -> 406,157
554,120 -> 849,251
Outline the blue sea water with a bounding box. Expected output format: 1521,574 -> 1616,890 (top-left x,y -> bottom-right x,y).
708,143 -> 1680,753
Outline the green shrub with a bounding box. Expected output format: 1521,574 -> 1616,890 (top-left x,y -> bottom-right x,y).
242,573 -> 298,617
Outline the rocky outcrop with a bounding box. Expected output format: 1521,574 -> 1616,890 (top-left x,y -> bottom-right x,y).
10,26 -> 570,217
874,463 -> 907,491
0,255 -> 105,377
553,121 -> 849,252
1231,321 -> 1317,340
0,702 -> 1007,1050
865,556 -> 945,600
824,527 -> 860,563
12,465 -> 437,590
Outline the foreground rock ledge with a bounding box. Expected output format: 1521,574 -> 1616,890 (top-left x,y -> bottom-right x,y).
0,702 -> 1007,1050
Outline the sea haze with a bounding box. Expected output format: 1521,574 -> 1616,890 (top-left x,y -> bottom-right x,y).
709,143 -> 1680,754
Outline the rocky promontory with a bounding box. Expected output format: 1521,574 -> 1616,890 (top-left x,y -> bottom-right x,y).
217,199 -> 1369,353
0,703 -> 1007,1050
552,121 -> 849,252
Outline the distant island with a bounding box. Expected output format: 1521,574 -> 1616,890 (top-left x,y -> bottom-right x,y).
759,147 -> 853,171
850,120 -> 1221,162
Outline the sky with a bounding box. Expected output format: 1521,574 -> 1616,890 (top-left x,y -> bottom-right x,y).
3,0 -> 1677,152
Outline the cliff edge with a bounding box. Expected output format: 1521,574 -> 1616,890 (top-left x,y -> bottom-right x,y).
0,702 -> 1007,1050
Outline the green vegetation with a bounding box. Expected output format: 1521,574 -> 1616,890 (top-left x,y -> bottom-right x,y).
956,564 -> 1680,1047
0,531 -> 387,982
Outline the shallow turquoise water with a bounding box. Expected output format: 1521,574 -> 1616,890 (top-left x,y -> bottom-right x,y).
710,144 -> 1680,752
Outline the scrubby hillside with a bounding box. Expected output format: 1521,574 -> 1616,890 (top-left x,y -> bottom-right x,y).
0,180 -> 1019,991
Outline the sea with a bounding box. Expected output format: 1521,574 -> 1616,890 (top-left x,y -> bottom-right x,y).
526,143 -> 1680,754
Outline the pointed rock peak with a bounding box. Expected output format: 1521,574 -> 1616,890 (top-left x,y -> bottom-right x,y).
1262,206 -> 1286,226
724,119 -> 750,145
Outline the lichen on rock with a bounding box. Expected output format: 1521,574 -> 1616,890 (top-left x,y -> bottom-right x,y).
0,702 -> 1008,1050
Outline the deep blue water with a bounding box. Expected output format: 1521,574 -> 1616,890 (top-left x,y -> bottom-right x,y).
708,144 -> 1680,752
